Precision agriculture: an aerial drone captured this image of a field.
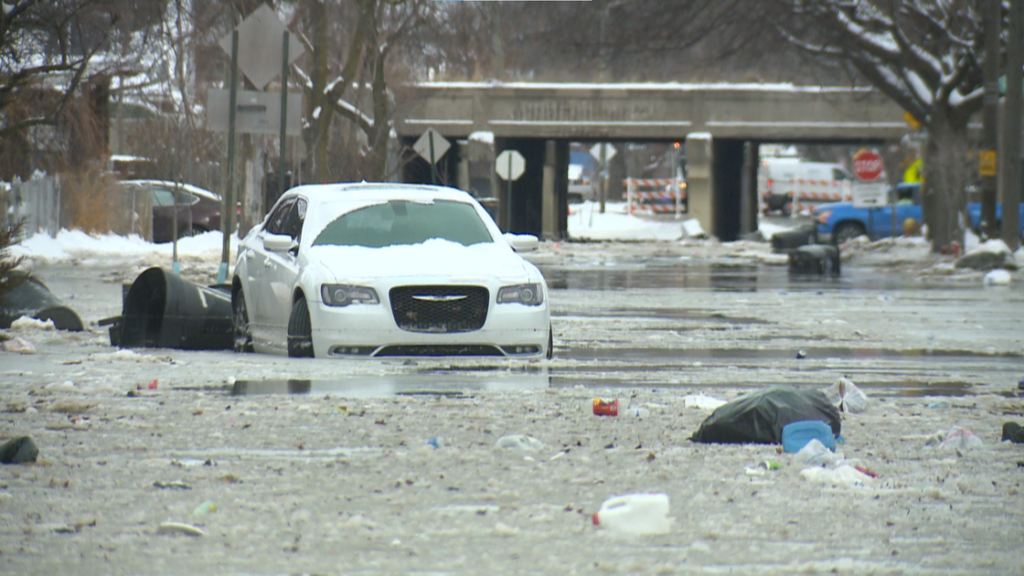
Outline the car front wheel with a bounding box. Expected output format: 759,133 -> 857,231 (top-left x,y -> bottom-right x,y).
832,222 -> 866,245
232,289 -> 254,353
546,325 -> 554,360
287,297 -> 314,358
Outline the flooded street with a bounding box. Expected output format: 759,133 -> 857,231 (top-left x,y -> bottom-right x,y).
2,239 -> 1023,574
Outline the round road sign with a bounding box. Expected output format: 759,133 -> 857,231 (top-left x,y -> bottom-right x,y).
852,149 -> 884,182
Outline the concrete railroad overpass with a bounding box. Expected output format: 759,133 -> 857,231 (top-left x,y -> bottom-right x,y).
394,82 -> 908,241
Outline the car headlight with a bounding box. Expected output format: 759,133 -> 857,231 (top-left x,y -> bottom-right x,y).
817,210 -> 833,225
497,283 -> 544,306
321,284 -> 379,307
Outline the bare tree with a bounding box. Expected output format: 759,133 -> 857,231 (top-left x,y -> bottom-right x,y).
759,0 -> 995,251
0,0 -> 168,179
292,0 -> 433,183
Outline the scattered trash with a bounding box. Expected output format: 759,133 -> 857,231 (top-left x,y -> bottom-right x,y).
680,394 -> 726,411
691,386 -> 840,446
796,349 -> 807,359
426,437 -> 444,449
592,493 -> 673,535
1001,422 -> 1024,444
745,460 -> 782,476
793,438 -> 836,466
593,398 -> 618,416
927,400 -> 952,410
0,336 -> 35,353
136,379 -> 158,391
799,465 -> 873,488
191,500 -> 217,516
782,420 -> 837,453
495,435 -> 543,452
937,427 -> 983,452
157,522 -> 205,537
822,376 -> 868,413
854,465 -> 879,478
153,480 -> 191,490
0,436 -> 39,464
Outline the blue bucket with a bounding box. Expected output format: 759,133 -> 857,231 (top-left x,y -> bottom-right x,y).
782,420 -> 836,453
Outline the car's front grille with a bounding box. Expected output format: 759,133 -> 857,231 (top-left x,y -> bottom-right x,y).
374,344 -> 502,357
389,285 -> 489,333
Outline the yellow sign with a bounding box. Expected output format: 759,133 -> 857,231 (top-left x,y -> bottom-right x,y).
978,150 -> 997,177
903,112 -> 922,131
903,158 -> 923,183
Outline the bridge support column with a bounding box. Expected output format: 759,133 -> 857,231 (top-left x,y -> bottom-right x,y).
542,140 -> 558,240
740,141 -> 758,238
684,134 -> 713,236
685,134 -> 747,241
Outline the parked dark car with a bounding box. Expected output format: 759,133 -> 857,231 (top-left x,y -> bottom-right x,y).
120,180 -> 222,243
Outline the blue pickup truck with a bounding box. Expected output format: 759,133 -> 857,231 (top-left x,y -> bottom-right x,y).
814,183 -> 1024,245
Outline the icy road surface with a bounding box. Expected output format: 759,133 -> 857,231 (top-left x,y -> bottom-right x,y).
1,233 -> 1023,574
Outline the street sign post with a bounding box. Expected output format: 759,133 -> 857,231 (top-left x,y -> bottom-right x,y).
590,143 -> 616,213
495,149 -> 526,205
413,128 -> 450,184
213,5 -> 305,284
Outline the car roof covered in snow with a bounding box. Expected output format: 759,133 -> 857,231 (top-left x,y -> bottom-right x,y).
286,182 -> 477,206
120,180 -> 221,201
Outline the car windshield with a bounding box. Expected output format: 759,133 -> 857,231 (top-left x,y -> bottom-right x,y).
312,199 -> 494,248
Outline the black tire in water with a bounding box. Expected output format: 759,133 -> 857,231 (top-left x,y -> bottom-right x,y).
232,289 -> 254,353
832,222 -> 866,246
287,297 -> 314,358
546,325 -> 554,360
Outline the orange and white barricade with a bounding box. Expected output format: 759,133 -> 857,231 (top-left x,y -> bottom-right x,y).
624,178 -> 687,219
762,178 -> 851,217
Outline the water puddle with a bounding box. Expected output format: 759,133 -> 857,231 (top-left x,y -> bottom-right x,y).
556,346 -> 1024,362
231,368 -> 550,396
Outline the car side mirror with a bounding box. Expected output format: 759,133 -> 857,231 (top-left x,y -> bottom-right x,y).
264,233 -> 297,253
504,233 -> 539,252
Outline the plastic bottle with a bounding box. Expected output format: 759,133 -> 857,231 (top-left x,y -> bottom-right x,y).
592,493 -> 672,535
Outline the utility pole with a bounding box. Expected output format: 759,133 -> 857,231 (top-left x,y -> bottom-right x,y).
1002,0 -> 1023,251
980,0 -> 1000,240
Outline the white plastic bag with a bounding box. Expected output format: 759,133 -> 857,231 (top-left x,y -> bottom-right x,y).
794,438 -> 836,467
799,465 -> 872,488
823,376 -> 868,413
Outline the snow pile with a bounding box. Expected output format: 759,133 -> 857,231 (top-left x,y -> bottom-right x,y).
11,229 -> 237,264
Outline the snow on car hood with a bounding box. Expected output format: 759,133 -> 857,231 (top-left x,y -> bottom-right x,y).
308,239 -> 535,283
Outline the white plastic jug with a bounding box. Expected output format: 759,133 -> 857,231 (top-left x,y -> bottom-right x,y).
592,493 -> 672,535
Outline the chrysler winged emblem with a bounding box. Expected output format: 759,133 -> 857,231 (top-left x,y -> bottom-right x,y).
412,294 -> 468,302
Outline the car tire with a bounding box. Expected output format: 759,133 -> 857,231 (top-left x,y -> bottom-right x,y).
832,222 -> 866,245
546,325 -> 554,360
232,289 -> 254,353
287,297 -> 314,358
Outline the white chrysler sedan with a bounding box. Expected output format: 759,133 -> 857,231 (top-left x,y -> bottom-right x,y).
231,183 -> 552,359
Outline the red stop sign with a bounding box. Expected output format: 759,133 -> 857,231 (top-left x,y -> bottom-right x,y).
852,149 -> 884,181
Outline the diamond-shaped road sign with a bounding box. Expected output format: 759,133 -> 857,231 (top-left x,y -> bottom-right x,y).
590,143 -> 617,163
413,128 -> 450,164
219,4 -> 305,90
495,150 -> 526,181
